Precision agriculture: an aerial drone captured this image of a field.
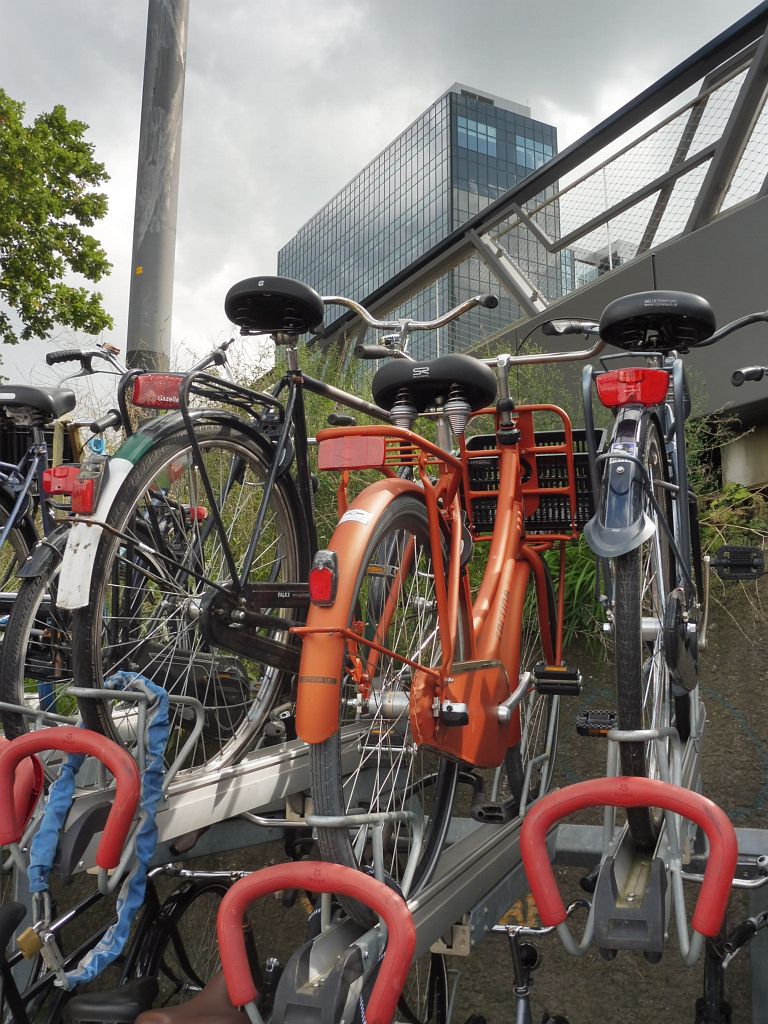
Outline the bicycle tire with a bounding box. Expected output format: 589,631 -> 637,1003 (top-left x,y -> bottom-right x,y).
0,550 -> 72,740
0,493 -> 35,732
129,878 -> 233,1006
613,420 -> 684,849
504,558 -> 559,808
72,422 -> 311,775
310,494 -> 465,927
396,950 -> 449,1024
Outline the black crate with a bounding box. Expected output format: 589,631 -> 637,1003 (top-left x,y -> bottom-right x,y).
0,414 -> 77,468
466,428 -> 603,535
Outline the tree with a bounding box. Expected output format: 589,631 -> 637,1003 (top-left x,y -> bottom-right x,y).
0,89 -> 113,345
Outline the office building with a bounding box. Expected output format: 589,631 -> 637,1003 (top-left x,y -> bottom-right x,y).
278,84 -> 563,359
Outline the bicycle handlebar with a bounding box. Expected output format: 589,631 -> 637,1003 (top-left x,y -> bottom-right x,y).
0,728 -> 140,870
732,365 -> 766,386
521,777 -> 737,939
217,861 -> 416,1024
322,292 -> 499,334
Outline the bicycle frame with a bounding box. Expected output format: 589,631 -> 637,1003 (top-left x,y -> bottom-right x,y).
294,401 -> 577,769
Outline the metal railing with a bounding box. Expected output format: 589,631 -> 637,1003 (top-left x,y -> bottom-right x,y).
318,2 -> 768,357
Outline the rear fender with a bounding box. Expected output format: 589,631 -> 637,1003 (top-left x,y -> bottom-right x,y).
296,478 -> 425,745
583,407 -> 660,559
18,526 -> 69,578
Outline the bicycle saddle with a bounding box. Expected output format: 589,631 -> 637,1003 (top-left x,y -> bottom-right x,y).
62,977 -> 158,1023
0,384 -> 76,422
372,353 -> 497,412
599,291 -> 716,353
224,276 -> 325,335
134,970 -> 241,1024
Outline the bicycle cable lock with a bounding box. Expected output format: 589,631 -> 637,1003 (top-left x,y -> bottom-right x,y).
26,672 -> 169,989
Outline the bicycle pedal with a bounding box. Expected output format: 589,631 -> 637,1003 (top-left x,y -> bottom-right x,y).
533,662 -> 582,696
711,545 -> 765,580
576,709 -> 617,736
470,793 -> 518,824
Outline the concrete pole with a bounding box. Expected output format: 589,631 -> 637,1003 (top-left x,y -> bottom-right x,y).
126,0 -> 190,369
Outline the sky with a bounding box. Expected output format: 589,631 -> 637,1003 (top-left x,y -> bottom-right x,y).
0,0 -> 759,385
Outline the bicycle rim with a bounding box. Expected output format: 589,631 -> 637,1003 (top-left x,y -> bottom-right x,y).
311,495 -> 462,927
73,425 -> 308,776
503,559 -> 559,811
0,557 -> 74,739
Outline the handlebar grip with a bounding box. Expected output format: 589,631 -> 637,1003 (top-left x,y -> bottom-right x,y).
479,294 -> 499,309
725,919 -> 759,953
90,409 -> 122,434
731,366 -> 765,387
218,861 -> 416,1024
521,777 -> 737,938
46,349 -> 86,366
327,413 -> 357,427
541,319 -> 597,337
355,344 -> 395,360
0,728 -> 141,869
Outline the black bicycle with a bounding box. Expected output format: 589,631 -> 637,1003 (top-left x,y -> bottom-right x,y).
61,277 -> 498,778
575,290 -> 768,849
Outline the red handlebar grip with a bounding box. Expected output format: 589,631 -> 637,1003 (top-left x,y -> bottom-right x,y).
218,862 -> 416,1024
521,777 -> 737,938
0,728 -> 141,869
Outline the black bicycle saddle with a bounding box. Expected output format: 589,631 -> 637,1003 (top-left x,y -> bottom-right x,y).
224,276 -> 325,336
599,291 -> 716,353
372,353 -> 497,412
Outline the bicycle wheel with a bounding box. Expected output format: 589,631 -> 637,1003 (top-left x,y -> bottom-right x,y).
613,421 -> 680,849
0,549 -> 73,739
0,493 -> 35,725
504,559 -> 559,809
73,422 -> 310,776
310,494 -> 464,927
396,951 -> 449,1024
130,878 -> 233,1006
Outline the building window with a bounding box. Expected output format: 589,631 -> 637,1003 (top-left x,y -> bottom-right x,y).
457,116 -> 497,157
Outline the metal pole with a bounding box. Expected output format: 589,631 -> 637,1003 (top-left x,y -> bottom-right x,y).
126,0 -> 190,369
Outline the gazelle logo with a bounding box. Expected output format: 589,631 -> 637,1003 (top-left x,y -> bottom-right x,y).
412,366 -> 429,378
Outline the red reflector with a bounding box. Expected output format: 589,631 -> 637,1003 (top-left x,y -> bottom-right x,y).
595,368 -> 669,408
187,506 -> 208,522
71,478 -> 96,515
318,436 -> 386,471
309,566 -> 335,605
43,465 -> 80,496
132,374 -> 184,409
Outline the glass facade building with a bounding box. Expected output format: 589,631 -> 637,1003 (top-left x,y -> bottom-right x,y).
278,84 -> 563,360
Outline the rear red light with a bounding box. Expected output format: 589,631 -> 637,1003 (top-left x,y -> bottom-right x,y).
309,551 -> 338,606
71,457 -> 108,515
43,465 -> 80,496
187,506 -> 208,522
72,478 -> 96,515
595,368 -> 669,408
132,373 -> 184,409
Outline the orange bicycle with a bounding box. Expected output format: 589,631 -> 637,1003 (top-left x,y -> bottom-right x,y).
292,304 -> 606,923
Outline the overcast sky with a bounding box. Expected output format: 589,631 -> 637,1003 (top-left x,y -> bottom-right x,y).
0,0 -> 758,382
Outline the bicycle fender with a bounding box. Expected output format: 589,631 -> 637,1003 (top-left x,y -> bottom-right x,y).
296,477 -> 424,745
583,407 -> 657,559
57,457 -> 135,610
18,526 -> 69,578
115,409 -> 291,475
